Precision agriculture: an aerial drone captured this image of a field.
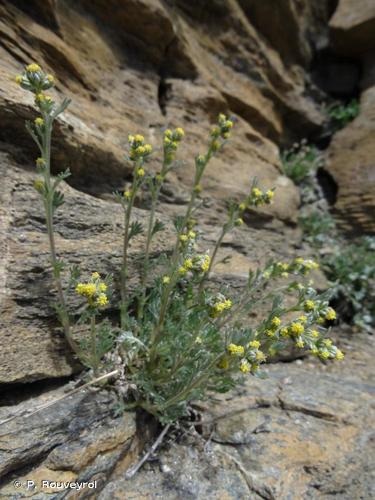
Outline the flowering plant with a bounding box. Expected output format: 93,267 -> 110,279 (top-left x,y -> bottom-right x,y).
17,65 -> 344,423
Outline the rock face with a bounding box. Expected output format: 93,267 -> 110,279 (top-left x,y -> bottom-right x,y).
325,0 -> 375,235
325,85 -> 375,235
1,331 -> 373,499
0,0 -> 331,384
329,0 -> 375,55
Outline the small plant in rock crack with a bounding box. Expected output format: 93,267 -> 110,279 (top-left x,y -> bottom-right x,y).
18,65 -> 344,424
281,140 -> 323,186
326,99 -> 359,131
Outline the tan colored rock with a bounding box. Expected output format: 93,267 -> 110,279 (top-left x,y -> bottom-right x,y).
325,85 -> 375,234
330,0 -> 375,55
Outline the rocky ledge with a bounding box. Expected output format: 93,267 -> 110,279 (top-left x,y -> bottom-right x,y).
0,330 -> 373,499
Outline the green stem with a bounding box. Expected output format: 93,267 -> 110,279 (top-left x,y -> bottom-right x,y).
137,187 -> 159,320
90,314 -> 98,376
120,174 -> 139,329
43,118 -> 78,355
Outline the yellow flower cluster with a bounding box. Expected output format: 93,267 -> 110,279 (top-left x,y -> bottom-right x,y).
248,340 -> 260,349
250,187 -> 274,207
213,298 -> 232,314
304,299 -> 315,311
163,127 -> 185,162
227,343 -> 244,355
15,64 -> 55,102
128,134 -> 152,161
34,117 -> 44,127
75,273 -> 109,308
240,359 -> 251,373
26,63 -> 41,73
179,230 -> 196,243
325,307 -> 337,321
211,113 -> 234,140
290,322 -> 305,335
200,254 -> 211,273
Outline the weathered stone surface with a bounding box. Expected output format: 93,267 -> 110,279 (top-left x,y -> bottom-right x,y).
330,0 -> 375,55
0,331 -> 373,499
97,332 -> 375,500
325,85 -> 375,235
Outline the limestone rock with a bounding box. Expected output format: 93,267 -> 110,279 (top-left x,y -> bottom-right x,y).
330,0 -> 375,55
325,85 -> 375,235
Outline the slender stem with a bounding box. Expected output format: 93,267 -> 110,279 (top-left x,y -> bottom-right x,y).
90,314 -> 98,376
120,174 -> 139,328
43,118 -> 78,355
137,187 -> 159,320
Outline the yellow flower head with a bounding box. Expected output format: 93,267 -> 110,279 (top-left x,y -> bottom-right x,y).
227,344 -> 244,356
280,327 -> 289,337
325,307 -> 336,321
92,272 -> 100,279
124,190 -> 131,200
239,202 -> 246,211
136,145 -> 145,155
178,266 -> 187,275
179,234 -> 188,242
201,255 -> 211,272
194,184 -> 202,193
34,117 -> 44,127
144,144 -> 153,154
33,179 -> 44,191
15,75 -> 23,84
136,167 -> 145,177
248,340 -> 260,349
134,134 -> 144,143
298,315 -> 307,323
184,258 -> 193,270
162,276 -> 170,284
218,357 -> 229,370
256,350 -> 266,362
174,127 -> 185,140
335,349 -> 344,361
98,282 -> 107,292
295,257 -> 304,265
188,230 -> 196,239
75,283 -> 97,298
271,317 -> 281,328
311,329 -> 319,338
211,140 -> 220,152
164,129 -> 173,139
35,157 -> 45,168
235,218 -> 244,226
26,63 -> 41,73
319,350 -> 330,360
252,187 -> 262,198
295,339 -> 305,348
46,74 -> 54,83
323,339 -> 332,347
96,294 -> 108,307
291,322 -> 304,335
266,190 -> 274,200
304,300 -> 315,312
240,359 -> 251,373
265,329 -> 275,337
211,126 -> 220,138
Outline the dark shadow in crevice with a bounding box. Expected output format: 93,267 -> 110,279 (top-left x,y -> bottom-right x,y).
316,167 -> 338,205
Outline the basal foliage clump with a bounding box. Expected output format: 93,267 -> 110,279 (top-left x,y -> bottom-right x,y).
17,65 -> 344,423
